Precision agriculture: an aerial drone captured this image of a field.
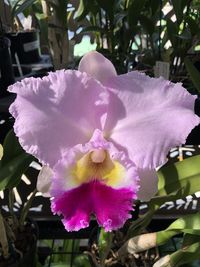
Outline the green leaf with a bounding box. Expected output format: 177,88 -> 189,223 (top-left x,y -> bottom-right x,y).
96,0 -> 116,22
35,13 -> 48,44
186,16 -> 200,37
184,57 -> 200,93
53,0 -> 68,27
74,254 -> 91,267
150,0 -> 160,16
99,229 -> 113,265
175,28 -> 191,40
139,15 -> 155,35
166,18 -> 178,49
114,11 -> 127,26
0,154 -> 33,190
157,155 -> 200,197
75,0 -> 89,21
0,130 -> 34,190
150,189 -> 182,207
80,25 -> 105,34
156,212 -> 200,246
171,0 -> 188,25
13,0 -> 38,17
126,191 -> 185,239
182,233 -> 200,247
154,242 -> 200,267
1,130 -> 24,165
127,0 -> 146,28
126,207 -> 156,239
165,212 -> 200,235
170,242 -> 200,267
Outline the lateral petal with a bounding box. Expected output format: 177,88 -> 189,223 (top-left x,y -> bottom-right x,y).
9,70 -> 109,166
104,72 -> 200,168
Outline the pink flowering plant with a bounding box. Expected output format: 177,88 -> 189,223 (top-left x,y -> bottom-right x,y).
6,51 -> 200,266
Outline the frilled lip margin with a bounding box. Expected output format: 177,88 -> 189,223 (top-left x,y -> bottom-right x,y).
51,180 -> 137,232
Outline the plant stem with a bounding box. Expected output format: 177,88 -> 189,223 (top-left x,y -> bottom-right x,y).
158,0 -> 162,60
0,212 -> 9,258
125,0 -> 130,10
8,189 -> 15,217
105,14 -> 111,51
94,14 -> 101,49
19,189 -> 37,229
8,189 -> 18,230
100,232 -> 113,267
98,10 -> 104,49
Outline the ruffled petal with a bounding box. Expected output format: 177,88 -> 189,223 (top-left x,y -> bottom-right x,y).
50,129 -> 139,231
51,183 -> 91,231
103,72 -> 200,168
51,181 -> 135,232
50,145 -> 84,197
137,168 -> 158,201
50,129 -> 139,197
93,181 -> 135,231
78,51 -> 117,84
9,70 -> 109,166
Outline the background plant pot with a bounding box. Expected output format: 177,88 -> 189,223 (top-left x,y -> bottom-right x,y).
0,219 -> 38,267
6,30 -> 41,64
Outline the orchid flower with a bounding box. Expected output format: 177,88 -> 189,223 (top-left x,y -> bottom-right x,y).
8,51 -> 200,232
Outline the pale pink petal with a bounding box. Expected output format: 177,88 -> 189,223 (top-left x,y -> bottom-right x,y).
78,51 -> 117,84
104,72 -> 200,168
8,70 -> 109,166
51,181 -> 135,232
137,168 -> 158,201
50,145 -> 84,197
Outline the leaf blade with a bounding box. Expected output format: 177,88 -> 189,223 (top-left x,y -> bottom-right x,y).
185,57 -> 200,93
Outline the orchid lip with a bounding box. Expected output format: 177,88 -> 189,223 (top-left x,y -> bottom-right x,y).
51,130 -> 140,198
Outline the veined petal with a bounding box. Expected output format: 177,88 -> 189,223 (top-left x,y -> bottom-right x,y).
103,72 -> 200,168
8,70 -> 109,166
78,51 -> 117,84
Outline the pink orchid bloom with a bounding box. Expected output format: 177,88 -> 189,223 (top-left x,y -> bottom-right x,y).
8,51 -> 200,232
